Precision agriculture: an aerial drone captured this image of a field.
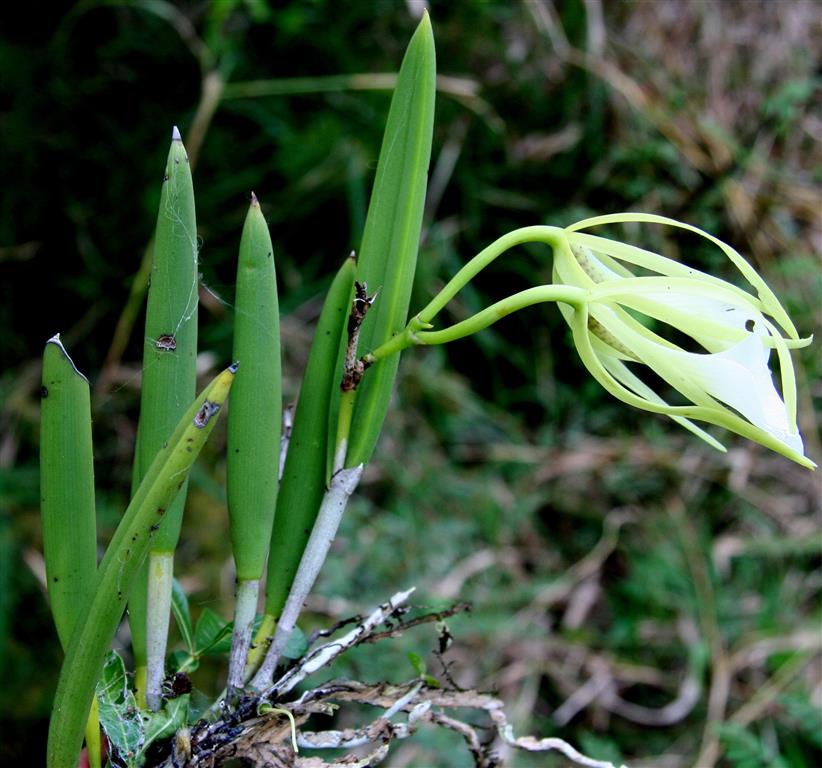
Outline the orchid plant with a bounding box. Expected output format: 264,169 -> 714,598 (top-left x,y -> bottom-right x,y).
40,12 -> 814,768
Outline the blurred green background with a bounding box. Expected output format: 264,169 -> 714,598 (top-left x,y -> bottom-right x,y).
1,1 -> 820,766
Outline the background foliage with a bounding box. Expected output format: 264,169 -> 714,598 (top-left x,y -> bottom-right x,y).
1,1 -> 819,766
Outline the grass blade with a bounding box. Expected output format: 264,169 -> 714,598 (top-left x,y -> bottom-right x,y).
47,364 -> 236,768
345,12 -> 436,467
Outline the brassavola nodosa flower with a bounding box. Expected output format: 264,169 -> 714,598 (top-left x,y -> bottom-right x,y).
554,213 -> 812,467
363,213 -> 814,468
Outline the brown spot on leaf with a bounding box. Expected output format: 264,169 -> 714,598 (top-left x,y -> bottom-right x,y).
155,334 -> 177,351
193,400 -> 221,429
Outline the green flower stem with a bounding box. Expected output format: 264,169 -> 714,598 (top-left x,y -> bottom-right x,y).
359,313 -> 432,364
416,286 -> 588,345
416,225 -> 566,325
47,365 -> 235,768
361,225 -> 575,365
366,284 -> 588,365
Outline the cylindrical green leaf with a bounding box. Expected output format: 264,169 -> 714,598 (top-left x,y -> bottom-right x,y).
129,127 -> 199,680
40,334 -> 97,650
227,194 -> 281,581
346,13 -> 436,467
138,125 -> 199,552
264,255 -> 355,618
47,365 -> 236,768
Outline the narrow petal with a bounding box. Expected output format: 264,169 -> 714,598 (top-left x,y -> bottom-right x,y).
570,305 -> 703,416
761,316 -> 800,434
600,353 -> 726,452
589,276 -> 766,352
567,213 -> 798,339
568,231 -> 758,306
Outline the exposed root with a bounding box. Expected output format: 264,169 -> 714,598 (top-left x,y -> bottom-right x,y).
139,589 -> 627,768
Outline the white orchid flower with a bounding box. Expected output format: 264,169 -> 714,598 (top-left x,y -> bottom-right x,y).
365,212 -> 813,467
553,213 -> 814,468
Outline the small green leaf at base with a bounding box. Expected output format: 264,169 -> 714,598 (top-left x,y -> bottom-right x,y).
171,578 -> 195,654
193,607 -> 233,656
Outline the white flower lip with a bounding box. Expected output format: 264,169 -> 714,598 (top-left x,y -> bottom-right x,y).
553,215 -> 814,468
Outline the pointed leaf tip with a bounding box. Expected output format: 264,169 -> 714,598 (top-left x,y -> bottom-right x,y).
250,191 -> 259,206
172,125 -> 182,141
45,333 -> 88,382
